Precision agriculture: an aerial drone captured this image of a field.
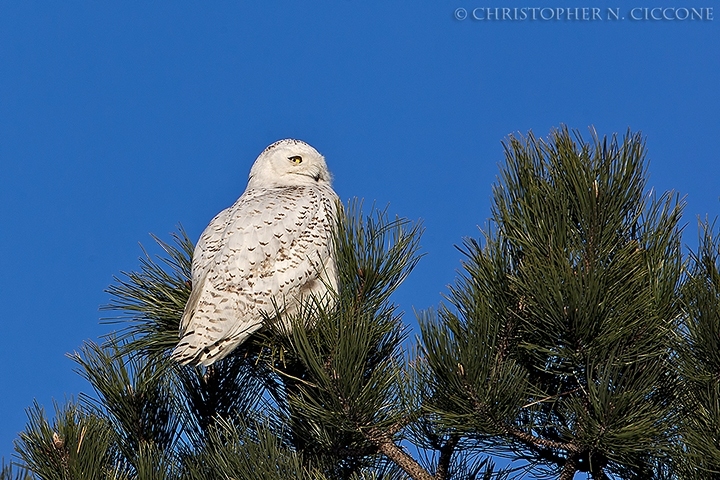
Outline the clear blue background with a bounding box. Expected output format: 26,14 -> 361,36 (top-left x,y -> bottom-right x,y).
1,0 -> 718,468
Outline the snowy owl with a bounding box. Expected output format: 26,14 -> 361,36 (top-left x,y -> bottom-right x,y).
172,139 -> 339,366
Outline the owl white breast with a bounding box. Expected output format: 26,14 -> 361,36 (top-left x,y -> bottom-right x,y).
171,139 -> 339,366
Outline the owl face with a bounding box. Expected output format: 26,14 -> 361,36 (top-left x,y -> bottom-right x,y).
248,139 -> 332,188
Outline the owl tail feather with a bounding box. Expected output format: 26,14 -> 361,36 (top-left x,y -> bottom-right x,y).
171,329 -> 257,366
171,336 -> 230,366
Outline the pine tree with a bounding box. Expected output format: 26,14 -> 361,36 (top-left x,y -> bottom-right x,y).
12,204 -> 508,480
418,127 -> 684,479
8,126 -> 720,479
677,221 -> 720,478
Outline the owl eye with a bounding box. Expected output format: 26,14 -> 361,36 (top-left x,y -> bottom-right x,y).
288,155 -> 303,164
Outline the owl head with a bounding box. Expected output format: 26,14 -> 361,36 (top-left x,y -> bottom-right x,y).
247,139 -> 332,188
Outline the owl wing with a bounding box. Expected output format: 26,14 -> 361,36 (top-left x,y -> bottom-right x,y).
172,185 -> 337,366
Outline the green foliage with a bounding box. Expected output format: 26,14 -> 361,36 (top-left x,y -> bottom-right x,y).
678,221 -> 720,478
14,401 -> 115,480
11,126 -> 720,480
14,201 -> 440,480
263,204 -> 423,477
420,126 -> 684,479
103,229 -> 193,358
176,353 -> 265,448
182,418 -> 326,480
69,339 -> 180,478
1,459 -> 32,480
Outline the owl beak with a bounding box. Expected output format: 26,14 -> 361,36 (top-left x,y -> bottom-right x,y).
304,167 -> 322,182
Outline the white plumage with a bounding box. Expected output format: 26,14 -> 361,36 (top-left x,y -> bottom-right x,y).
172,139 -> 339,366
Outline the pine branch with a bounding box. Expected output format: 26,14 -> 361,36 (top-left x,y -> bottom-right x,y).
14,401 -> 116,480
182,418 -> 328,480
678,219 -> 720,475
434,434 -> 459,480
365,429 -> 433,480
503,425 -> 576,453
102,228 -> 193,359
420,126 -> 682,477
255,202 -> 425,478
1,459 -> 32,480
69,339 -> 180,474
558,453 -> 579,480
175,352 -> 265,448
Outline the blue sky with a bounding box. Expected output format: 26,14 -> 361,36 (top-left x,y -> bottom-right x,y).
0,0 -> 718,466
